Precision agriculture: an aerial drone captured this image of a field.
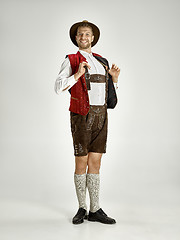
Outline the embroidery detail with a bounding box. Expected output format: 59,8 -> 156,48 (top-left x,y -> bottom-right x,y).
74,143 -> 84,155
98,114 -> 105,129
71,97 -> 78,100
86,113 -> 95,131
78,143 -> 83,154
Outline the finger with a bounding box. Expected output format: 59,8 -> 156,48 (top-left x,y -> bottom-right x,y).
81,61 -> 87,65
113,65 -> 118,70
87,63 -> 91,70
83,65 -> 91,70
105,66 -> 110,72
112,64 -> 119,69
79,62 -> 85,68
84,64 -> 91,70
82,61 -> 91,69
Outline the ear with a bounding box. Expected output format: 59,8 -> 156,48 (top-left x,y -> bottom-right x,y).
92,35 -> 94,42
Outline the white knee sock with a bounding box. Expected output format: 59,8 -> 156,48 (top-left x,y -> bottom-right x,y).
74,173 -> 87,210
86,173 -> 100,213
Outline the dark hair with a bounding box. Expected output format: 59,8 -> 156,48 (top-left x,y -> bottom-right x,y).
76,23 -> 94,35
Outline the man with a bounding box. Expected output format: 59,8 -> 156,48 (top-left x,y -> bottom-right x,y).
55,20 -> 120,224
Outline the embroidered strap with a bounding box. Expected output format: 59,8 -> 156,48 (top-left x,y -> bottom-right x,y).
84,66 -> 91,90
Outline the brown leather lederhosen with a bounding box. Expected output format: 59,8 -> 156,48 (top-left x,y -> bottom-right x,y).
70,72 -> 108,156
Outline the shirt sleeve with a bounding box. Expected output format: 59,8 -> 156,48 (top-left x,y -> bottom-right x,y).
54,57 -> 77,94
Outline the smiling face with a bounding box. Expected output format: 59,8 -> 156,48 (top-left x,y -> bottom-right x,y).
75,26 -> 94,52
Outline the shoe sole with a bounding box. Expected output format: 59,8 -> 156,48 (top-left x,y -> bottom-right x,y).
88,218 -> 116,224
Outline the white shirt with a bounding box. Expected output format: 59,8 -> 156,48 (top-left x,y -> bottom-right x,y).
54,50 -> 118,105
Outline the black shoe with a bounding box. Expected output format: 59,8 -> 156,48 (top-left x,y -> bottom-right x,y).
88,208 -> 116,224
72,208 -> 88,224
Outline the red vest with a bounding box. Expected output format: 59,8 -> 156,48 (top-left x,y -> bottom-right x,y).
68,51 -> 103,115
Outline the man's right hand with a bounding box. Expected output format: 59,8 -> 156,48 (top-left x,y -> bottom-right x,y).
74,61 -> 91,81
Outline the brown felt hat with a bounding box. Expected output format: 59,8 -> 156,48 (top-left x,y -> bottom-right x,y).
69,20 -> 100,47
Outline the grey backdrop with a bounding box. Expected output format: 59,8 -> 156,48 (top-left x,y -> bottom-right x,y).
0,0 -> 180,239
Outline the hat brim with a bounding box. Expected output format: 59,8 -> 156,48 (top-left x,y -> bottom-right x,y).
69,21 -> 100,47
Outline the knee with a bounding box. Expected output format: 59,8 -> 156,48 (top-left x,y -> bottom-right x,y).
87,156 -> 101,173
88,162 -> 101,173
75,156 -> 88,174
75,165 -> 87,174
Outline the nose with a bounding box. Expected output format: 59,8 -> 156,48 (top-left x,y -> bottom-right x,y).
80,34 -> 86,39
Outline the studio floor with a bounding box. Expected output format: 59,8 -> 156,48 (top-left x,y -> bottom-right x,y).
0,198 -> 180,240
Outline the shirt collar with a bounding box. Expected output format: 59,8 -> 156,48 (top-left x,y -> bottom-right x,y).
79,49 -> 93,57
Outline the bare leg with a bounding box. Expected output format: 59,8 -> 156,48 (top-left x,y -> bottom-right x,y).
75,155 -> 88,174
87,152 -> 102,174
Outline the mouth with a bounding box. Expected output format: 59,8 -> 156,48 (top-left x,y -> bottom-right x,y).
80,40 -> 88,44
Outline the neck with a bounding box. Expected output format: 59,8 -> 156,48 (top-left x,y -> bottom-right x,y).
78,47 -> 92,54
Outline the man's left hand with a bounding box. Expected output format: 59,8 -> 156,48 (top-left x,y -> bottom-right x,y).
108,64 -> 120,83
